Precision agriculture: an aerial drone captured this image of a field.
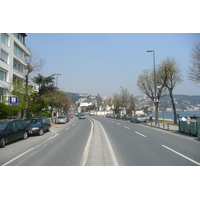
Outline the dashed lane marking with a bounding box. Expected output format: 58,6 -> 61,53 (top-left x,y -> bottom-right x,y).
124,126 -> 130,129
135,131 -> 146,137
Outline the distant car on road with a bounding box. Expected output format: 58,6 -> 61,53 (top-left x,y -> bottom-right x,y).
68,114 -> 73,119
0,119 -> 29,148
27,117 -> 51,136
130,114 -> 146,123
78,113 -> 85,119
56,116 -> 68,124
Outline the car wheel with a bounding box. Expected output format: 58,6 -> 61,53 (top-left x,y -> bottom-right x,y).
0,137 -> 6,148
38,129 -> 44,136
47,126 -> 50,132
23,132 -> 28,140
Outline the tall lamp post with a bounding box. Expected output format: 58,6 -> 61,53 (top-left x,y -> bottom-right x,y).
147,50 -> 157,124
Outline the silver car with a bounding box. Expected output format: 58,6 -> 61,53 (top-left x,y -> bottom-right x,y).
78,113 -> 85,119
56,116 -> 67,124
130,114 -> 146,123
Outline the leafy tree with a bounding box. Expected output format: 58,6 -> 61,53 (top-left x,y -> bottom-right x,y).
0,103 -> 9,119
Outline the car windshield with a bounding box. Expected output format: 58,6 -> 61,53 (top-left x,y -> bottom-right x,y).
0,119 -> 11,130
79,114 -> 85,116
29,119 -> 42,125
138,114 -> 145,117
58,116 -> 65,118
0,122 -> 9,131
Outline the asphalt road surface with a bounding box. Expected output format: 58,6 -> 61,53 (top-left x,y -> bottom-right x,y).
1,115 -> 200,166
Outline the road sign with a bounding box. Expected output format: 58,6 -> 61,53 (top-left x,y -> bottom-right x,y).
154,99 -> 159,102
9,96 -> 18,105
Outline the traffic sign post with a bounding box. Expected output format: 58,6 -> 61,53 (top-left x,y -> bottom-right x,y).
154,99 -> 159,103
9,96 -> 18,105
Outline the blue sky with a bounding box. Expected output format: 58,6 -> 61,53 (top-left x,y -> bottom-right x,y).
26,33 -> 200,97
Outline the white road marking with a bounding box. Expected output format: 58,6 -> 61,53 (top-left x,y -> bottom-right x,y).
2,148 -> 35,166
162,145 -> 200,166
96,120 -> 119,166
116,123 -> 121,125
135,131 -> 146,137
124,126 -> 130,129
111,121 -> 114,123
65,127 -> 70,131
48,134 -> 58,140
80,119 -> 94,166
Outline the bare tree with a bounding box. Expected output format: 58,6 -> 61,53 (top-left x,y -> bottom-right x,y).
23,51 -> 45,119
137,69 -> 167,123
188,42 -> 200,85
157,57 -> 182,124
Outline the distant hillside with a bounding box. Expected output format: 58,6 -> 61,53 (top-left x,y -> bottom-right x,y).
66,92 -> 94,105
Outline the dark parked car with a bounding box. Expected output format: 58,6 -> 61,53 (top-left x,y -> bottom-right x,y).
130,114 -> 146,123
122,114 -> 131,120
0,119 -> 29,148
27,117 -> 51,136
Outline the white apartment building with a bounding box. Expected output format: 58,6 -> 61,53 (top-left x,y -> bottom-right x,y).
0,33 -> 31,102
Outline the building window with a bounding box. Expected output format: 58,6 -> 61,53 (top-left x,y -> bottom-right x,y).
14,43 -> 24,59
1,33 -> 9,46
13,59 -> 24,73
0,49 -> 9,64
0,87 -> 5,96
0,69 -> 7,81
13,33 -> 26,45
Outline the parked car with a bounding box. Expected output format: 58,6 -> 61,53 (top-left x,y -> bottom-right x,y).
78,113 -> 85,119
56,116 -> 68,124
27,117 -> 51,136
122,114 -> 131,120
113,113 -> 120,119
119,113 -> 126,119
130,114 -> 146,123
0,119 -> 30,148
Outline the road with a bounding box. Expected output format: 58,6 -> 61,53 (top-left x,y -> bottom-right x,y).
0,115 -> 200,166
92,116 -> 200,166
0,117 -> 91,166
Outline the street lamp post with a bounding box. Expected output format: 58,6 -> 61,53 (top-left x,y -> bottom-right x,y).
147,50 -> 157,124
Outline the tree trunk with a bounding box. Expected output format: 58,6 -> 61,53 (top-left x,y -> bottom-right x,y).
155,102 -> 159,125
169,90 -> 177,124
23,74 -> 29,120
